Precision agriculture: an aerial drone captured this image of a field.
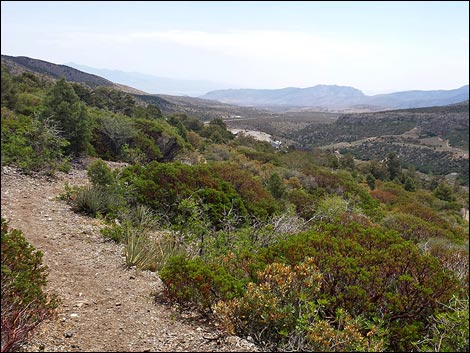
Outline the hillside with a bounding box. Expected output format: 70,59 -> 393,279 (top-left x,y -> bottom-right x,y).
288,103 -> 469,184
201,84 -> 469,110
1,55 -> 147,95
1,59 -> 469,353
2,55 -> 114,87
134,93 -> 277,121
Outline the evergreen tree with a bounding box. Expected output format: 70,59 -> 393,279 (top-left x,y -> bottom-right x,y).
42,78 -> 92,155
340,153 -> 355,170
267,173 -> 285,199
366,173 -> 376,190
404,176 -> 416,192
328,154 -> 340,169
386,152 -> 402,180
369,159 -> 388,180
433,182 -> 456,202
1,66 -> 18,109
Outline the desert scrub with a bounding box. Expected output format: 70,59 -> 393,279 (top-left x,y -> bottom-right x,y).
1,218 -> 57,352
214,258 -> 387,351
101,207 -> 178,272
87,158 -> 115,187
159,254 -> 250,310
1,108 -> 70,175
124,228 -> 178,272
72,185 -> 122,217
413,295 -> 469,352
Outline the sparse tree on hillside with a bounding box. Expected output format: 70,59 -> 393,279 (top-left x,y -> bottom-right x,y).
386,152 -> 402,181
1,66 -> 18,110
42,78 -> 92,155
433,182 -> 456,202
366,173 -> 376,190
369,159 -> 388,181
267,173 -> 286,199
340,153 -> 355,170
404,176 -> 416,192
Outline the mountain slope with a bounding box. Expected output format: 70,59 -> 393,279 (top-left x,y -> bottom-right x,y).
1,55 -> 147,94
134,93 -> 275,121
367,86 -> 469,109
201,84 -> 469,110
2,55 -> 114,87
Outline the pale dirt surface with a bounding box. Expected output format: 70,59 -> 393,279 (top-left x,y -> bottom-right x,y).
1,163 -> 259,352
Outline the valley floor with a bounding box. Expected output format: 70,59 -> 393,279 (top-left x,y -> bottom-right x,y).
1,164 -> 258,352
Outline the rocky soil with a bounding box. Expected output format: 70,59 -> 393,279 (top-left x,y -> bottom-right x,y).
1,162 -> 259,352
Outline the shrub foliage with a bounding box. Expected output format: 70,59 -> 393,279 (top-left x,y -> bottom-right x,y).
1,218 -> 57,352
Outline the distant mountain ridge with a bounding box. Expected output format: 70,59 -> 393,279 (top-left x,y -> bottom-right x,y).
1,55 -> 146,94
3,54 -> 468,113
65,62 -> 235,96
1,54 -> 277,120
201,84 -> 469,110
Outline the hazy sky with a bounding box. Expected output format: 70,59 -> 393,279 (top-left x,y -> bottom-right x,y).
1,1 -> 469,94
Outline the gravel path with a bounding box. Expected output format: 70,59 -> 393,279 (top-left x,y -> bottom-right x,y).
1,165 -> 258,352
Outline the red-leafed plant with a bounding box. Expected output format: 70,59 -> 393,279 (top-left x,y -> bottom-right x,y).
1,218 -> 57,352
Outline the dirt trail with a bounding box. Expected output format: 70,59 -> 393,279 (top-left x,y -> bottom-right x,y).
1,165 -> 258,352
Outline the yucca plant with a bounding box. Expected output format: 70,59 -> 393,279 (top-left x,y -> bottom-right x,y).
72,185 -> 119,217
124,227 -> 180,272
125,228 -> 156,270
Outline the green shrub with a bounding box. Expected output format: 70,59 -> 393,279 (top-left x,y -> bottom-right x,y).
1,108 -> 70,175
119,161 -> 276,226
160,254 -> 250,310
1,66 -> 18,109
100,221 -> 127,243
1,218 -> 57,352
383,213 -> 453,242
414,295 -> 469,352
263,223 -> 461,351
286,188 -> 316,220
72,185 -> 121,217
87,159 -> 114,186
14,92 -> 42,116
215,258 -> 323,347
91,111 -> 137,160
214,258 -> 387,351
433,182 -> 456,202
314,195 -> 352,222
160,255 -> 215,309
266,173 -> 286,199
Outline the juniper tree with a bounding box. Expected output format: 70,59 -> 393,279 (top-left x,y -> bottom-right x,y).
42,78 -> 92,155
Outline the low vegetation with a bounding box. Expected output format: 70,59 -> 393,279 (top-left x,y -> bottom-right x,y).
2,65 -> 468,352
1,218 -> 57,352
